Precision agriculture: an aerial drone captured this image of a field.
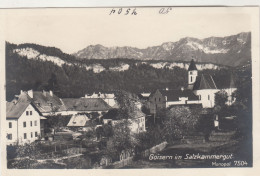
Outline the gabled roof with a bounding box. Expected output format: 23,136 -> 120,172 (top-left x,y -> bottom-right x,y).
6,92 -> 41,119
193,74 -> 217,90
62,98 -> 111,112
31,91 -> 66,113
161,89 -> 199,101
67,114 -> 90,127
188,59 -> 198,71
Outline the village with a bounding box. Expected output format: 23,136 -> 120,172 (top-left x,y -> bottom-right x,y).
6,59 -> 243,168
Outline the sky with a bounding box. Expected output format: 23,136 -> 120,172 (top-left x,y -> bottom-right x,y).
3,7 -> 252,54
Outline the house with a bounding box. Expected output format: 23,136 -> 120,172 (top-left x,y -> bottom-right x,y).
162,88 -> 201,107
84,92 -> 117,107
188,59 -> 237,108
147,90 -> 166,114
26,90 -> 66,116
62,98 -> 111,115
147,88 -> 200,114
102,109 -> 146,134
6,92 -> 46,145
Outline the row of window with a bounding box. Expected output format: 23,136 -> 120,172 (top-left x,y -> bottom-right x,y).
197,95 -> 210,100
23,121 -> 37,128
154,97 -> 161,102
7,132 -> 38,140
8,121 -> 38,128
26,111 -> 33,116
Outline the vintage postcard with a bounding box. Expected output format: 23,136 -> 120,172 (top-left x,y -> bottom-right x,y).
0,6 -> 259,176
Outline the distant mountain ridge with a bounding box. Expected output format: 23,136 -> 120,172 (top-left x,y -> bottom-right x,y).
74,32 -> 251,66
8,43 -> 227,73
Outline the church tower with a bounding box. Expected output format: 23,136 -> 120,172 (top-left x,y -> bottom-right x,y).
187,59 -> 198,89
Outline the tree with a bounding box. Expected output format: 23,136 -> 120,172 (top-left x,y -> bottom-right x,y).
104,120 -> 137,159
215,90 -> 228,108
162,106 -> 201,143
114,90 -> 139,119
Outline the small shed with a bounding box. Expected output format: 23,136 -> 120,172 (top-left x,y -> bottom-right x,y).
67,114 -> 90,127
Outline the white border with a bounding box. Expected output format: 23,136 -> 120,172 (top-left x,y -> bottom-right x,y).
0,0 -> 260,8
0,5 -> 259,176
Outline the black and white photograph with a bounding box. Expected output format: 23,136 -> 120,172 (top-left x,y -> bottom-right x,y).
0,7 -> 259,172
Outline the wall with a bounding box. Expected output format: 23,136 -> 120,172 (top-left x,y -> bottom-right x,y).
148,90 -> 166,114
17,104 -> 41,145
141,141 -> 168,158
129,116 -> 146,134
194,89 -> 219,108
6,119 -> 18,145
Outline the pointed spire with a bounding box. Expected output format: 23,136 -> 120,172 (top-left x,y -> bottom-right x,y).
229,72 -> 236,88
188,58 -> 197,71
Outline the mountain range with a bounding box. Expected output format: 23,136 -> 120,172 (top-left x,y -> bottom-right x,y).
74,32 -> 251,67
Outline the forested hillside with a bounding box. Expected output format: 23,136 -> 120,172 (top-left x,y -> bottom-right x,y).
5,42 -> 248,101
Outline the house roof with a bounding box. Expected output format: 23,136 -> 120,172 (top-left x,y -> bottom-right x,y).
67,114 -> 90,127
161,89 -> 199,101
193,74 -> 217,90
31,91 -> 66,113
138,93 -> 150,100
188,59 -> 198,71
214,73 -> 236,89
6,92 -> 40,119
62,98 -> 111,112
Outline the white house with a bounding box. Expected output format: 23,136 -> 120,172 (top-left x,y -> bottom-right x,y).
6,92 -> 45,145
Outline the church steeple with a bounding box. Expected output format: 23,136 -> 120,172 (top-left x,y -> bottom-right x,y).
187,58 -> 198,89
188,59 -> 197,71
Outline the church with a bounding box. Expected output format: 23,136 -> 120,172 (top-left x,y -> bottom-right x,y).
142,59 -> 237,113
187,59 -> 236,108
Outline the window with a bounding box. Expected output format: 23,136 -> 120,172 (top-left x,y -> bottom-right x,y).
208,95 -> 210,100
35,132 -> 38,137
199,95 -> 201,100
155,98 -> 156,101
159,98 -> 161,102
26,111 -> 29,116
9,122 -> 12,128
24,133 -> 27,139
190,71 -> 192,75
7,134 -> 12,140
30,111 -> 32,115
191,77 -> 193,82
31,132 -> 33,138
30,121 -> 32,127
34,120 -> 37,126
23,121 -> 26,127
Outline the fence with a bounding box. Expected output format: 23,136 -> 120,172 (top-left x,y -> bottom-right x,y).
141,141 -> 168,158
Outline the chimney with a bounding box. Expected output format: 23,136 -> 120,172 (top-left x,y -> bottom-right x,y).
13,95 -> 19,104
27,90 -> 33,98
49,90 -> 53,96
181,87 -> 184,91
165,87 -> 169,91
20,90 -> 23,95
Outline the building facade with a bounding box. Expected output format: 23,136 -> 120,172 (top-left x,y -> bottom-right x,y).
6,93 -> 43,145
